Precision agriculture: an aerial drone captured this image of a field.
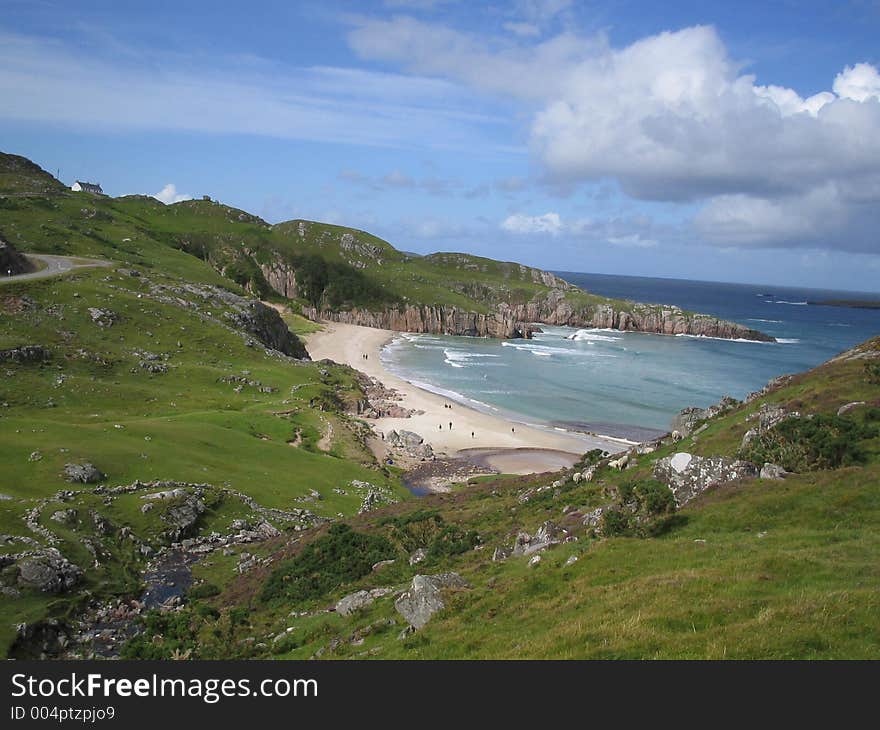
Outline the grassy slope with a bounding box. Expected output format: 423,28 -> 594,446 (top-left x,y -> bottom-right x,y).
164,340 -> 880,660
0,160 -> 407,655
0,151 -> 659,320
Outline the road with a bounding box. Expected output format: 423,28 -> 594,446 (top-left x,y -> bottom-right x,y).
0,254 -> 111,283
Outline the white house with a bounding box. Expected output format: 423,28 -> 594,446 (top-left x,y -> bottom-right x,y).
71,180 -> 104,194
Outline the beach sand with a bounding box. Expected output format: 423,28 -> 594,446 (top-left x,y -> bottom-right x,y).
303,322 -> 628,475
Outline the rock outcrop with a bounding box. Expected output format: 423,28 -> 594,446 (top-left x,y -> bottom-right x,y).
0,237 -> 33,276
653,452 -> 758,505
9,548 -> 83,594
62,463 -> 105,484
394,572 -> 470,630
303,290 -> 773,343
0,345 -> 51,364
228,301 -> 309,359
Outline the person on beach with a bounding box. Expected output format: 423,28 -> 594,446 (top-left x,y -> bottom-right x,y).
449,421 -> 452,430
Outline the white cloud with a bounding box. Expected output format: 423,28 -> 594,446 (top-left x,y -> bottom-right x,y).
833,63 -> 880,102
607,234 -> 657,248
503,22 -> 541,38
153,183 -> 191,204
349,18 -> 880,252
0,30 -> 513,155
501,212 -> 563,235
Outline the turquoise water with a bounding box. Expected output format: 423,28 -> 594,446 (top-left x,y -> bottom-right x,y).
379,273 -> 880,437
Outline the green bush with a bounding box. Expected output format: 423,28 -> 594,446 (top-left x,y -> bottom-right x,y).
600,508 -> 632,537
188,583 -> 221,600
260,524 -> 397,604
866,362 -> 880,385
425,525 -> 480,560
739,411 -> 878,472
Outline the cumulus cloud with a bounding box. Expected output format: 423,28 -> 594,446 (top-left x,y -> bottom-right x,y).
153,184 -> 191,204
501,212 -> 563,235
349,18 -> 880,252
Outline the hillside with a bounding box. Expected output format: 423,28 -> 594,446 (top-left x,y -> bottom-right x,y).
0,152 -> 773,342
3,150 -> 875,660
77,336 -> 880,660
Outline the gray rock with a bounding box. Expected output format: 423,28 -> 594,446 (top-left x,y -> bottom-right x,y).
565,555 -> 579,566
162,495 -> 205,540
394,572 -> 470,630
87,308 -> 118,327
0,345 -> 51,364
371,559 -> 395,572
15,548 -> 83,593
671,406 -> 706,437
50,509 -> 77,525
837,401 -> 866,416
62,463 -> 105,484
336,590 -> 374,617
653,452 -> 758,505
760,463 -> 788,480
408,548 -> 428,566
528,555 -> 542,567
511,521 -> 566,557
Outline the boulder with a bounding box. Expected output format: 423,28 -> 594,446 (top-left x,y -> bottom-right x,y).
87,308 -> 118,327
162,495 -> 205,540
837,401 -> 866,417
62,463 -> 105,484
408,548 -> 427,566
653,452 -> 758,505
671,406 -> 706,437
394,572 -> 470,630
760,463 -> 788,480
15,548 -> 83,593
511,521 -> 566,557
336,590 -> 374,617
0,345 -> 51,364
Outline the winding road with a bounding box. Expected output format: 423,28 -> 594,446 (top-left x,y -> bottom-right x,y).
0,254 -> 111,283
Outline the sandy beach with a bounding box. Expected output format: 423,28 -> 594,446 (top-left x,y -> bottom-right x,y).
303,322 -> 628,476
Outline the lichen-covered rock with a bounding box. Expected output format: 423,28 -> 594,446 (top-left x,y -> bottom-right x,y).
0,345 -> 51,364
87,308 -> 118,327
760,463 -> 788,480
653,452 -> 758,505
394,573 -> 470,630
162,495 -> 205,541
14,548 -> 83,593
336,590 -> 374,617
62,463 -> 105,484
671,406 -> 707,437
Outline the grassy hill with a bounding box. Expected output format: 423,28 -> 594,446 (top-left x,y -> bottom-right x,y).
122,338 -> 879,660
0,152 -> 772,341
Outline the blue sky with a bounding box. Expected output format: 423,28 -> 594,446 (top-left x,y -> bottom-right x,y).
2,0 -> 879,291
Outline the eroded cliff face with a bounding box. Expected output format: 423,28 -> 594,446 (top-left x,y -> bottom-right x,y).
303,288 -> 774,343
302,303 -> 534,339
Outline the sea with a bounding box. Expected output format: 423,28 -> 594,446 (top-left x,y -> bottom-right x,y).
379,271 -> 880,441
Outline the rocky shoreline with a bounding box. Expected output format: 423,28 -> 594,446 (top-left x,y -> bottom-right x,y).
302,293 -> 774,343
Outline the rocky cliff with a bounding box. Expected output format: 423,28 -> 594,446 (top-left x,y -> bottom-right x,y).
0,237 -> 33,276
303,288 -> 775,342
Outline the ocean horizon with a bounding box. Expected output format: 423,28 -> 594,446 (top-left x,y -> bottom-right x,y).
380,270 -> 880,439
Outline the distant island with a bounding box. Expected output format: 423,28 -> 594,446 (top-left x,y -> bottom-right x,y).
808,299 -> 880,310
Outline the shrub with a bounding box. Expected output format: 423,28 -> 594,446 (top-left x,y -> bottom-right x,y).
260,524 -> 396,604
866,362 -> 880,385
600,508 -> 632,537
188,583 -> 221,600
425,525 -> 480,560
739,411 -> 878,472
